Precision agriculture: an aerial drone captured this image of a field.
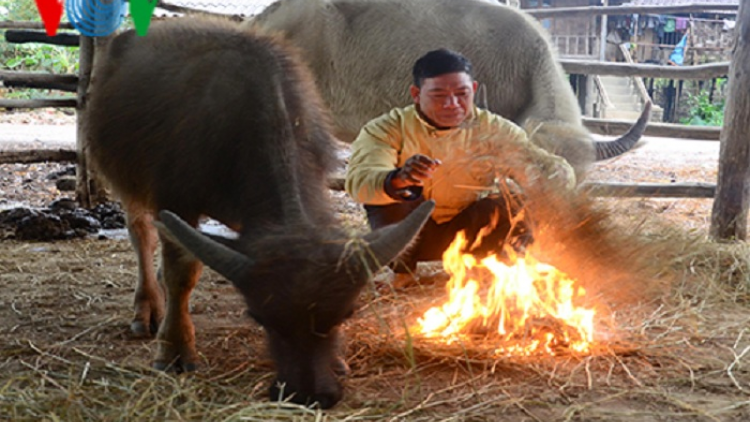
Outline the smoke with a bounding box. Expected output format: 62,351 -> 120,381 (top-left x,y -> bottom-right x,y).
520,181 -> 671,310
453,135 -> 673,312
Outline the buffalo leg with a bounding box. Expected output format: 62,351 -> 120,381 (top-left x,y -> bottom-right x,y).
153,235 -> 204,372
125,206 -> 164,338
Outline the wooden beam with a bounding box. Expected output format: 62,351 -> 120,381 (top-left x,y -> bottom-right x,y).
526,3 -> 739,19
156,1 -> 243,20
0,158 -> 717,198
711,0 -> 750,240
325,175 -> 716,198
0,98 -> 77,109
0,149 -> 77,164
4,30 -> 80,47
561,60 -> 729,80
583,118 -> 721,140
0,70 -> 78,92
583,182 -> 716,198
0,21 -> 76,30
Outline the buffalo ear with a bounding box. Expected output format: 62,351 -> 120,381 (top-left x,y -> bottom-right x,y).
155,210 -> 254,283
360,200 -> 434,270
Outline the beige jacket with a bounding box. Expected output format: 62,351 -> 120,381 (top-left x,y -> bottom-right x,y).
345,105 -> 574,223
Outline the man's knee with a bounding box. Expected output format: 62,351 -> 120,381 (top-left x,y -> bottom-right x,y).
465,196 -> 515,230
365,200 -> 425,230
462,195 -> 533,255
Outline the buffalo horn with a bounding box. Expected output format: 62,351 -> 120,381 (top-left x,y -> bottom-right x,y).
362,200 -> 435,269
157,210 -> 253,282
594,100 -> 652,160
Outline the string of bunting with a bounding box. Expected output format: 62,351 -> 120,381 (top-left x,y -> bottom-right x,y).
33,0 -> 158,37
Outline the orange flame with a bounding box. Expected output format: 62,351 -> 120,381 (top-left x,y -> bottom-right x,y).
418,231 -> 595,356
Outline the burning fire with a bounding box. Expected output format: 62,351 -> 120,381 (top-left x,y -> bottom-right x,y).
417,231 -> 595,356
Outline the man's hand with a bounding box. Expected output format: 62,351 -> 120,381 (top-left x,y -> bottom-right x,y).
391,154 -> 442,190
549,158 -> 577,190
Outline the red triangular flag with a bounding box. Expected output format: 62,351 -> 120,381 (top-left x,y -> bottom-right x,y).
34,0 -> 64,36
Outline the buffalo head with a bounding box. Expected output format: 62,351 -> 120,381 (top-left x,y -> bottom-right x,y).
157,200 -> 435,408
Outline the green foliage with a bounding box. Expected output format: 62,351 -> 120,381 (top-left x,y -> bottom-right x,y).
1,0 -> 79,99
3,44 -> 78,74
652,78 -> 671,90
0,0 -> 42,21
680,78 -> 726,127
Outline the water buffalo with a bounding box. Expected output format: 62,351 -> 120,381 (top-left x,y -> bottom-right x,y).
87,17 -> 433,409
248,0 -> 651,181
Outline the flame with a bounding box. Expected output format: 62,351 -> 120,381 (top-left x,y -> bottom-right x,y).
417,231 -> 595,356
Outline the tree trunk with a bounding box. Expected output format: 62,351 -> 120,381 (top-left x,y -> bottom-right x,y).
710,0 -> 750,240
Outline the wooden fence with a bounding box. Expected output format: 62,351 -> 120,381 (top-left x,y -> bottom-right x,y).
0,2 -> 738,205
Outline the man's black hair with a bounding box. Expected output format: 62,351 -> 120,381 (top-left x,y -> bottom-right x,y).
412,48 -> 473,88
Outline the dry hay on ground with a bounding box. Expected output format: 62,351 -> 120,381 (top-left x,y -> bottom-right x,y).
1,202 -> 750,421
1,126 -> 748,419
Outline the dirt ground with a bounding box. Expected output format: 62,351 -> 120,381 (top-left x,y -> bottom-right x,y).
1,111 -> 748,421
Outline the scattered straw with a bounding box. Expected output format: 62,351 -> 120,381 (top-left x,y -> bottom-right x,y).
2,182 -> 750,420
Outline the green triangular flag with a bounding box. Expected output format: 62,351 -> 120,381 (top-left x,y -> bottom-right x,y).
130,0 -> 158,36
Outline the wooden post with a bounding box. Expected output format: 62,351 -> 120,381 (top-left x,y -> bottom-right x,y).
710,0 -> 750,240
664,79 -> 675,123
599,0 -> 608,62
676,79 -> 684,120
585,73 -> 595,116
632,13 -> 639,58
75,35 -> 101,208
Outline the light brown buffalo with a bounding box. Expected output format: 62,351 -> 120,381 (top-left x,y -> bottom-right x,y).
87,17 -> 433,409
248,0 -> 651,180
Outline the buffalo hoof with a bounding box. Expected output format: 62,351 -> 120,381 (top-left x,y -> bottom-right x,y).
269,382 -> 342,410
130,318 -> 160,339
153,360 -> 197,373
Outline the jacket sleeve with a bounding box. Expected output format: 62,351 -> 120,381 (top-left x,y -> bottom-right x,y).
345,116 -> 407,205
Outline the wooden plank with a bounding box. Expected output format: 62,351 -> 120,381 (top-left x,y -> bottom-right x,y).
0,149 -> 77,164
0,70 -> 78,92
0,98 -> 77,109
526,3 -> 738,19
0,159 -> 716,199
0,21 -> 76,30
156,1 -> 243,20
325,175 -> 716,198
583,118 -> 721,140
583,182 -> 716,198
5,30 -> 79,47
561,60 -> 729,80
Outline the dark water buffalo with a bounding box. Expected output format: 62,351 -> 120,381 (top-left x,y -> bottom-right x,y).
249,0 -> 651,181
87,17 -> 433,409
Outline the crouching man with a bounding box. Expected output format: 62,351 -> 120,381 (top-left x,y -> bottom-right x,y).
345,49 -> 575,288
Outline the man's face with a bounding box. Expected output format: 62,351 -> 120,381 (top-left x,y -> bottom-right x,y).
410,72 -> 477,129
